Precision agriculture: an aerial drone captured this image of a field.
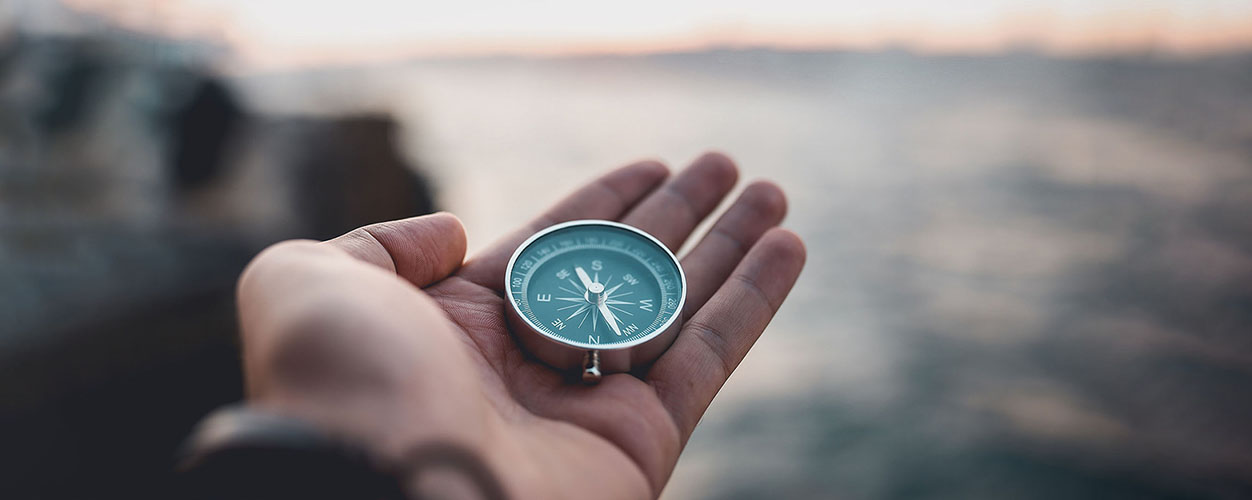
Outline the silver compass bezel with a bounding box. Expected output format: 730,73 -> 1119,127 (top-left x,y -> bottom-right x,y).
503,219 -> 687,372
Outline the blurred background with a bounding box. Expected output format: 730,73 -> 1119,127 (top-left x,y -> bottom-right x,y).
3,0 -> 1252,498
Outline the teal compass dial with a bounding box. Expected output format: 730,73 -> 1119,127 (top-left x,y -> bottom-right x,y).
506,220 -> 685,350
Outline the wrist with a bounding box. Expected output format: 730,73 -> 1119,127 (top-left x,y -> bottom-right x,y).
179,404 -> 510,500
177,405 -> 408,500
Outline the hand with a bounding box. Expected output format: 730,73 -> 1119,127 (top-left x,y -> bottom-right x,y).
236,153 -> 805,499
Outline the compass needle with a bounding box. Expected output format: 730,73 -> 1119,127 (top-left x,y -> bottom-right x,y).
574,267 -> 595,291
598,302 -> 622,336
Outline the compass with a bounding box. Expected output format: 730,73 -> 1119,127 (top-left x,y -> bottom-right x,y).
505,220 -> 686,384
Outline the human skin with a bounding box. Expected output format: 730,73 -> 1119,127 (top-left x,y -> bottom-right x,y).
236,152 -> 806,499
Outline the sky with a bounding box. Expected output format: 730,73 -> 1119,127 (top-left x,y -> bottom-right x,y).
17,0 -> 1252,69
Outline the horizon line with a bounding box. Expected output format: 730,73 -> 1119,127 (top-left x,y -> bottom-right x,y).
220,40 -> 1252,76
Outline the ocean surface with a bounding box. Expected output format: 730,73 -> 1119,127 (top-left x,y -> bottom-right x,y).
239,50 -> 1252,499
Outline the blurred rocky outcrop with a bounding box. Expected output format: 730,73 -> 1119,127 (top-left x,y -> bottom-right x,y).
0,30 -> 434,499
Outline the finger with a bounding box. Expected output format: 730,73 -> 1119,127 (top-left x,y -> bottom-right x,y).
679,180 -> 788,320
458,160 -> 670,289
647,228 -> 806,440
323,212 -> 468,288
619,152 -> 738,252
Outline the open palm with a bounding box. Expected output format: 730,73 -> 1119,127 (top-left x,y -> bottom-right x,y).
236,153 -> 805,499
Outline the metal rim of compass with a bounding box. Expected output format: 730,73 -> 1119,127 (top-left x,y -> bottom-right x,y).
503,219 -> 688,377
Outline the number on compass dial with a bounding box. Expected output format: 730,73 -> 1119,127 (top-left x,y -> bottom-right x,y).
508,221 -> 683,348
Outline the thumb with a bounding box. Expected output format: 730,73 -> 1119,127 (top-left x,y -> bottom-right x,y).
323,212 -> 468,288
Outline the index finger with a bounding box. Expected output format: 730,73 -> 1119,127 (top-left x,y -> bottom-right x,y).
321,212 -> 468,288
